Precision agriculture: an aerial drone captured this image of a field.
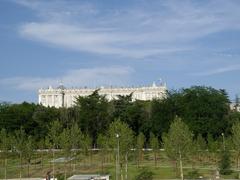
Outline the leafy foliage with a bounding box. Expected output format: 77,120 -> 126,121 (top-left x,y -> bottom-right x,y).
134,168 -> 154,180
219,150 -> 232,175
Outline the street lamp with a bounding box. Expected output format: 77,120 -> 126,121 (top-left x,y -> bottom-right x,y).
221,133 -> 225,151
116,134 -> 120,180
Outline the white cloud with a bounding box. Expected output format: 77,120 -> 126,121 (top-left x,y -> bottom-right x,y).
16,0 -> 240,58
191,64 -> 240,76
0,66 -> 134,90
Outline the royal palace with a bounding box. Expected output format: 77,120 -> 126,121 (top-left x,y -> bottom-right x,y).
38,82 -> 167,108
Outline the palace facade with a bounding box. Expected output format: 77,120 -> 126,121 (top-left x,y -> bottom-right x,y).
38,82 -> 167,108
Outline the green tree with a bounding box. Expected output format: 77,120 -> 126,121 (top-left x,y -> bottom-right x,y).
82,134 -> 92,166
149,132 -> 159,167
24,135 -> 34,177
108,119 -> 134,180
97,134 -> 109,172
232,121 -> 240,178
207,133 -> 219,163
0,128 -> 10,179
135,168 -> 154,180
163,117 -> 193,180
179,87 -> 230,138
14,127 -> 26,179
219,149 -> 232,175
48,120 -> 62,179
75,90 -> 110,145
32,105 -> 60,140
136,132 -> 145,167
195,134 -> 206,162
59,128 -> 71,180
37,138 -> 45,169
69,122 -> 82,173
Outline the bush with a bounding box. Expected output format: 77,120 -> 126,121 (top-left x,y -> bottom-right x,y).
135,168 -> 154,180
186,169 -> 200,179
219,150 -> 232,175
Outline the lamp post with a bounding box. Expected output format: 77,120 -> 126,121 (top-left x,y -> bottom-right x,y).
221,133 -> 225,151
116,134 -> 120,180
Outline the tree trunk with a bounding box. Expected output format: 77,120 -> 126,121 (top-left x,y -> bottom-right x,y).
120,163 -> 123,180
41,150 -> 43,169
64,161 -> 67,180
137,150 -> 139,168
179,151 -> 184,180
101,152 -> 104,173
115,153 -> 118,180
28,160 -> 30,177
4,158 -> 7,180
52,149 -> 55,180
154,151 -> 157,167
175,161 -> 178,177
125,154 -> 128,180
238,155 -> 240,179
20,153 -> 22,180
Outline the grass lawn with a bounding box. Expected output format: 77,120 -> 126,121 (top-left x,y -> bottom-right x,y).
0,150 -> 239,179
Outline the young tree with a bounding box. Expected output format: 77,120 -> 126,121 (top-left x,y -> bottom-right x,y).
108,119 -> 134,180
24,135 -> 34,177
232,121 -> 240,178
69,122 -> 82,172
48,120 -> 62,179
0,128 -> 10,179
14,127 -> 26,179
136,132 -> 145,167
163,117 -> 193,180
207,134 -> 219,163
97,134 -> 109,172
195,134 -> 207,162
219,149 -> 232,175
59,128 -> 71,180
82,134 -> 92,166
135,168 -> 154,180
149,132 -> 159,167
37,138 -> 45,169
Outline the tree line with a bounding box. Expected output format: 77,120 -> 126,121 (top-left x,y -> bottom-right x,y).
1,85 -> 240,179
0,86 -> 239,142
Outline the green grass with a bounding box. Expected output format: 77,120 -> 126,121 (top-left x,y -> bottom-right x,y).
0,151 -> 239,179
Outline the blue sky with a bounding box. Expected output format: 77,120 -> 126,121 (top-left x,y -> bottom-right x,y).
0,0 -> 240,103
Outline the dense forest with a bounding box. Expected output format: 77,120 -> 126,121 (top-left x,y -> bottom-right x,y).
0,86 -> 239,146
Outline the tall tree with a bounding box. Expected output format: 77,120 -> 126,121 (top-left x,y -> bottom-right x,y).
136,132 -> 145,167
163,117 -> 193,180
75,90 -> 110,145
97,134 -> 109,173
24,135 -> 34,177
14,127 -> 26,179
59,128 -> 71,180
48,120 -> 62,179
195,134 -> 206,162
69,122 -> 82,172
108,119 -> 134,180
81,134 -> 92,166
0,128 -> 10,179
149,132 -> 159,167
232,121 -> 240,178
179,86 -> 230,138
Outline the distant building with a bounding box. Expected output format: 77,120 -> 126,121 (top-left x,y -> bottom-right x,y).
230,102 -> 240,112
68,174 -> 110,180
38,82 -> 167,108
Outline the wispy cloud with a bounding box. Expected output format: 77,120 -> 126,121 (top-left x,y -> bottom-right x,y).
16,0 -> 240,58
191,64 -> 240,76
0,66 -> 134,90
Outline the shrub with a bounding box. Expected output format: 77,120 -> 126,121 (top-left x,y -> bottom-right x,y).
135,168 -> 154,180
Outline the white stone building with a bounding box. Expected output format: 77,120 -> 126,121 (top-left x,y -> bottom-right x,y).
38,82 -> 167,108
